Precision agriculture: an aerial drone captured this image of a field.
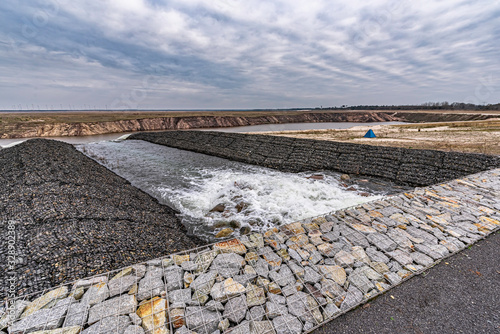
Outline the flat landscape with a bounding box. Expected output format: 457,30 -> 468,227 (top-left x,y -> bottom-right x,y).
265,118 -> 500,155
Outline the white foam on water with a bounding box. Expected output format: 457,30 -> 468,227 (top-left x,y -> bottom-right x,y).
78,139 -> 385,240
158,166 -> 380,234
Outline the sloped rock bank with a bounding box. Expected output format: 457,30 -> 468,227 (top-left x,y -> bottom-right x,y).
0,139 -> 202,299
129,131 -> 500,187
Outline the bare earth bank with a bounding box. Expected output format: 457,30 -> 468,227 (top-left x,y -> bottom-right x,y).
1,110 -> 499,139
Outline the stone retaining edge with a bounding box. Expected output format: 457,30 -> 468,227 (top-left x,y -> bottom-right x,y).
128,131 -> 500,186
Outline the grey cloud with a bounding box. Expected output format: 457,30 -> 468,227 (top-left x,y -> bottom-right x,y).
0,0 -> 499,109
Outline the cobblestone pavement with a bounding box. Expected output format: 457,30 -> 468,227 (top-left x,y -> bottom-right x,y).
2,168 -> 499,334
312,230 -> 500,334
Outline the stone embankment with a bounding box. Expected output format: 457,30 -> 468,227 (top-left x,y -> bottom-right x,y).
129,131 -> 500,186
0,139 -> 202,299
2,168 -> 499,334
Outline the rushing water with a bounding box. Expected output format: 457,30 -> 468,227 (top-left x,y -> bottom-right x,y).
76,139 -> 400,242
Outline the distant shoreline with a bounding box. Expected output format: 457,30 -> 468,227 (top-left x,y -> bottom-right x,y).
1,110 -> 498,140
0,108 -> 316,113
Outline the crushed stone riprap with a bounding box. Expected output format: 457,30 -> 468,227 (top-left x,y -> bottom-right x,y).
129,131 -> 500,186
0,139 -> 203,299
2,167 -> 498,334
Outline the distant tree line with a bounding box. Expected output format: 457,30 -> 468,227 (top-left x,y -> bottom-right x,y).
319,102 -> 500,111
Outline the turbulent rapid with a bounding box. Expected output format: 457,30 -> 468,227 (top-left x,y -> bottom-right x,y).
77,139 -> 391,241
158,167 -> 379,238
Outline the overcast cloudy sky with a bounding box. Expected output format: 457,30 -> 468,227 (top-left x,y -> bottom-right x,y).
0,0 -> 499,110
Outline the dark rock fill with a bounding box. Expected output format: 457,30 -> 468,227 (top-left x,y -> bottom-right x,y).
0,139 -> 203,299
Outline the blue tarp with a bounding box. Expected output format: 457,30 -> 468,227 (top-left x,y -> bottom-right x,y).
364,129 -> 376,138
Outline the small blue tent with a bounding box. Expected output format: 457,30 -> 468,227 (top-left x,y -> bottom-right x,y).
364,129 -> 376,138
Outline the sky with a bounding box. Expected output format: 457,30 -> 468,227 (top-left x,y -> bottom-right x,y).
0,0 -> 499,110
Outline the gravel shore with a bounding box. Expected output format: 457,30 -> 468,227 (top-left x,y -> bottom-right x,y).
0,139 -> 203,299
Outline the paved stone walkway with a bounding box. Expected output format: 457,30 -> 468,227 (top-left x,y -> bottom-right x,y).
2,169 -> 499,334
312,230 -> 500,333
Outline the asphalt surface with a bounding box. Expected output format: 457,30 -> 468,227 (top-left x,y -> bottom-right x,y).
313,231 -> 500,334
0,139 -> 203,299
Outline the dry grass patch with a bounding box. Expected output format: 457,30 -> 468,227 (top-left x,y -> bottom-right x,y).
263,119 -> 500,155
